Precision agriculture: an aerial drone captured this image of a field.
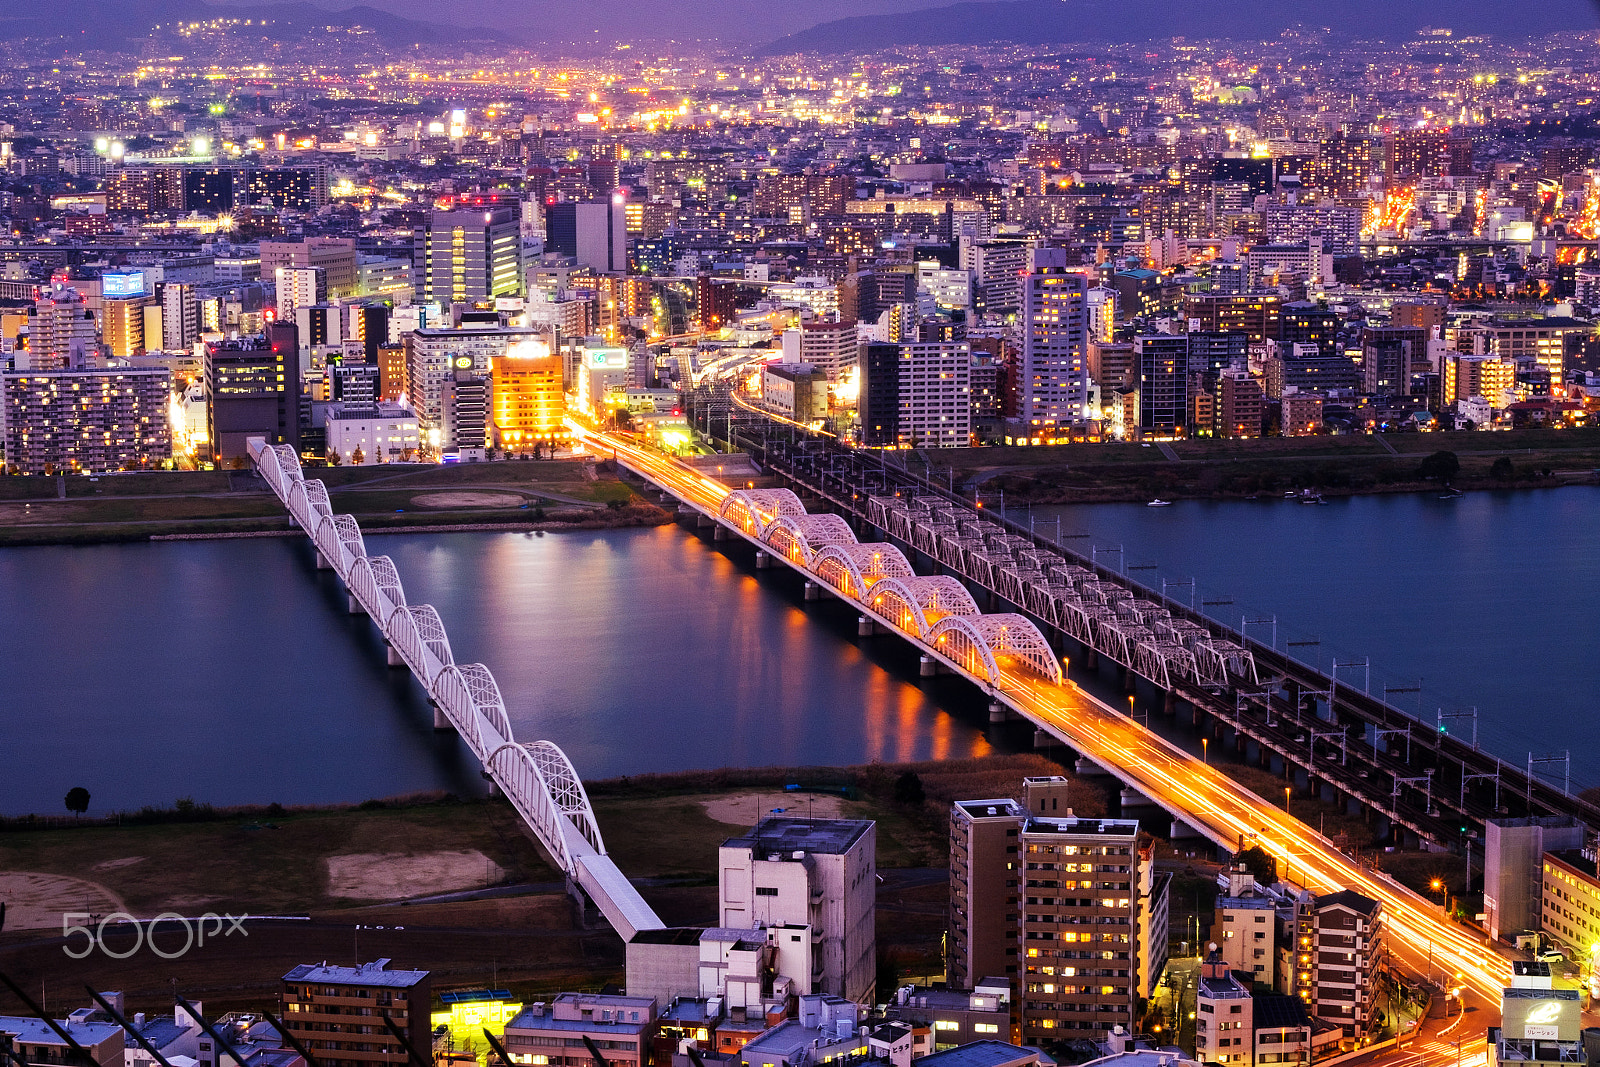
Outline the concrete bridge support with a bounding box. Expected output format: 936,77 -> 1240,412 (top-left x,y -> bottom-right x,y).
920,654 -> 938,677
858,616 -> 877,637
713,524 -> 728,541
804,581 -> 822,601
315,550 -> 332,570
385,643 -> 405,667
1033,728 -> 1055,748
432,703 -> 452,731
756,551 -> 771,569
347,593 -> 365,615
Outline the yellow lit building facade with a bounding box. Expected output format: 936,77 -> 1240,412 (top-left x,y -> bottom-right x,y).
492,347 -> 566,450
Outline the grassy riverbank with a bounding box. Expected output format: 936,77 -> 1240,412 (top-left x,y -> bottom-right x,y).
0,459 -> 668,546
933,428 -> 1600,503
0,754 -> 1072,1012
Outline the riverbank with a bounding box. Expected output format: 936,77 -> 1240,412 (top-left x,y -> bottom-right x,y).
0,458 -> 672,546
0,754 -> 1068,1011
935,427 -> 1600,504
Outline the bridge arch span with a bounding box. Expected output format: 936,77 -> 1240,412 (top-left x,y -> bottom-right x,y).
811,542 -> 915,600
869,575 -> 982,638
760,513 -> 857,565
928,613 -> 1063,686
718,488 -> 807,536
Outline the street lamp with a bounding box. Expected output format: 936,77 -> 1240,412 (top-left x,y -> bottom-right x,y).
1202,737 -> 1209,765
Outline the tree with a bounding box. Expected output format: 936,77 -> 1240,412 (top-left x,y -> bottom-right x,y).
1491,456 -> 1514,480
1234,844 -> 1277,886
351,446 -> 366,466
327,449 -> 343,467
893,771 -> 926,806
64,787 -> 90,817
1417,450 -> 1460,482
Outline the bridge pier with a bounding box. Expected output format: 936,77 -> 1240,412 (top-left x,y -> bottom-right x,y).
756,551 -> 771,569
697,513 -> 712,529
858,615 -> 876,637
347,593 -> 365,615
920,654 -> 938,677
1164,691 -> 1178,716
989,701 -> 1009,723
432,703 -> 453,731
315,550 -> 332,570
804,581 -> 822,601
713,524 -> 728,541
1033,727 -> 1055,748
385,643 -> 405,667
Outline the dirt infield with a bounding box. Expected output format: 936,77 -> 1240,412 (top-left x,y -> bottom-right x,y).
324,850 -> 507,901
0,871 -> 127,930
409,491 -> 528,509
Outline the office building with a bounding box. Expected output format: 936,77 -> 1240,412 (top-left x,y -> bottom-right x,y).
1484,817 -> 1587,943
719,817 -> 877,1003
949,798 -> 1026,988
261,238 -> 357,300
1539,849 -> 1600,959
206,333 -> 297,465
414,207 -> 522,304
859,341 -> 972,448
546,198 -> 628,273
502,994 -> 657,1067
404,326 -> 542,434
329,364 -> 382,408
884,984 -> 1011,1052
325,403 -> 420,465
280,960 -> 430,1067
491,343 -> 567,450
2,367 -> 172,474
1018,814 -> 1141,1041
1360,327 -> 1429,396
1018,248 -> 1090,434
781,319 -> 861,382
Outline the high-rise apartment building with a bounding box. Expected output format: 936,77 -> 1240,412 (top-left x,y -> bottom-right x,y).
1216,370 -> 1264,439
443,371 -> 490,459
1018,248 -> 1089,434
26,287 -> 97,370
404,326 -> 542,436
859,341 -> 972,448
1315,137 -> 1374,197
157,282 -> 200,352
1137,334 -> 1192,435
276,266 -> 327,319
414,207 -> 522,304
1186,294 -> 1283,346
1018,814 -> 1141,1042
205,333 -> 297,464
718,817 -> 877,1004
1284,890 -> 1384,1037
2,367 -> 172,474
280,960 -> 430,1067
948,798 -> 1025,989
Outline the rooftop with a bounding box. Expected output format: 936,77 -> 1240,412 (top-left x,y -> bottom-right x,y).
919,1040 -> 1048,1067
0,1018 -> 124,1047
956,799 -> 1024,820
723,817 -> 873,857
1252,994 -> 1312,1031
281,960 -> 429,989
1021,815 -> 1139,838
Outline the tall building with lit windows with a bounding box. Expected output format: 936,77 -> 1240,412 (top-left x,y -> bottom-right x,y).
1019,247 -> 1089,438
2,367 -> 172,474
1018,814 -> 1140,1042
491,343 -> 567,450
414,207 -> 522,304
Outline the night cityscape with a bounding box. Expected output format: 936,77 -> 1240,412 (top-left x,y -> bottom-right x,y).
1,7 -> 1599,1067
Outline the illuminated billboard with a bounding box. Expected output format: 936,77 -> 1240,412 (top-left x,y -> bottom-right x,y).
1502,990 -> 1580,1043
101,271 -> 146,299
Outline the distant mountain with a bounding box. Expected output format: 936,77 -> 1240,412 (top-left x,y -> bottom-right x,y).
10,0 -> 505,50
756,0 -> 1599,53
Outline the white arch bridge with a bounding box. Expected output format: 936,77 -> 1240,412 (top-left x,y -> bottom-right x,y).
246,438 -> 664,942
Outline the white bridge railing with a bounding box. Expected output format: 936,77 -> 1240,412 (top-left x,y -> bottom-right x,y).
247,438 -> 663,942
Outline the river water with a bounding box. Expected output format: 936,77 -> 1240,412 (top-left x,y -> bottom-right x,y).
2,486 -> 1595,815
0,527 -> 994,815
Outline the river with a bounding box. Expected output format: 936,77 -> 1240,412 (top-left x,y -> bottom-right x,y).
2,486 -> 1596,815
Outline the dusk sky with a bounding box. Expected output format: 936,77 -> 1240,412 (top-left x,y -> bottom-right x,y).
205,0 -> 1600,44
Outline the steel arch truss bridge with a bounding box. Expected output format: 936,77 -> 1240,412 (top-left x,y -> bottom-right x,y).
247,438 -> 663,942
